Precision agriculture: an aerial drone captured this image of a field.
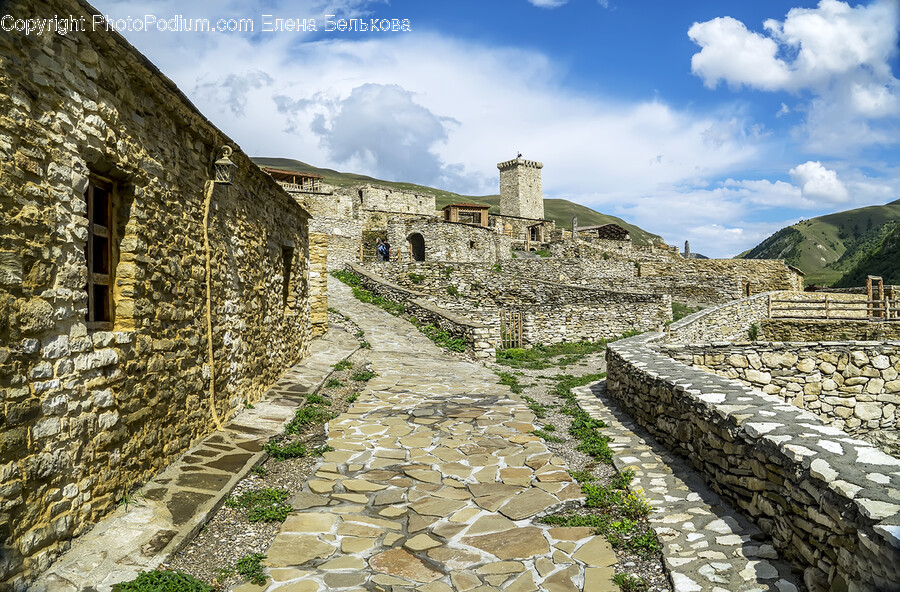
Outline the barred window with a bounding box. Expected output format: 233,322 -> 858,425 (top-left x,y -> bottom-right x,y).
84,177 -> 114,325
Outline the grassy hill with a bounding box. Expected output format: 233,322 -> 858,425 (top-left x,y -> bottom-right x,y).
739,199 -> 900,285
835,223 -> 900,286
253,157 -> 661,246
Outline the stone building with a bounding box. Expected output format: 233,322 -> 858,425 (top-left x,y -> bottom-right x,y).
577,223 -> 631,242
442,203 -> 490,227
498,157 -> 544,219
0,0 -> 314,587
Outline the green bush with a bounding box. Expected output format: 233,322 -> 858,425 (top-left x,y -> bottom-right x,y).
112,571 -> 214,592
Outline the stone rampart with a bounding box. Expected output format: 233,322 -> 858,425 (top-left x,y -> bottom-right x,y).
606,304 -> 900,592
0,0 -> 312,586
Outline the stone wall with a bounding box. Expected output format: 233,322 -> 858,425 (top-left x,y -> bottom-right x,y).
358,184 -> 435,216
498,157 -> 543,220
309,233 -> 329,337
0,1 -> 312,587
664,293 -> 772,343
659,342 -> 900,448
641,258 -> 805,293
356,262 -> 671,342
347,265 -> 495,358
606,320 -> 900,591
386,219 -> 512,264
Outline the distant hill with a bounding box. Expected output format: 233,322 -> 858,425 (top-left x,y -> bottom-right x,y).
739,199 -> 900,285
252,157 -> 662,246
834,223 -> 900,286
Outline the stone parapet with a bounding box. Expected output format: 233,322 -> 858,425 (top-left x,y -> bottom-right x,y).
606,306 -> 900,591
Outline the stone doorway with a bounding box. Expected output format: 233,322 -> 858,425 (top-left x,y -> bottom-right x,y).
408,233 -> 425,261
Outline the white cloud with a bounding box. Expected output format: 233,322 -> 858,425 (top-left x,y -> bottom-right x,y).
527,0 -> 568,7
789,160 -> 849,203
689,0 -> 900,152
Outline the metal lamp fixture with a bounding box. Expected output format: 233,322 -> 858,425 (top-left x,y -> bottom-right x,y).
213,146 -> 237,185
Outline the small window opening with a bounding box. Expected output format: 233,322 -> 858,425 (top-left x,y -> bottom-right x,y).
469,240 -> 476,249
85,178 -> 113,324
282,246 -> 294,308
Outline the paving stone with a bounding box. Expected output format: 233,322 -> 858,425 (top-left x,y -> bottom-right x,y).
572,536 -> 617,567
264,534 -> 336,567
405,533 -> 442,551
281,512 -> 338,534
461,526 -> 550,559
370,548 -> 443,583
450,570 -> 483,591
410,497 -> 468,516
497,488 -> 560,520
427,547 -> 484,570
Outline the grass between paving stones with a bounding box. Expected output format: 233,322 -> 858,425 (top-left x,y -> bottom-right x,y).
112,570 -> 215,592
495,347 -> 665,591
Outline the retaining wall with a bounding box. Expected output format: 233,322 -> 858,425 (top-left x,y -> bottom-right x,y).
606,300 -> 900,592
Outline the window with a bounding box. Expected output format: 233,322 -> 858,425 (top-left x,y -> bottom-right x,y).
282,246 -> 294,308
84,177 -> 114,325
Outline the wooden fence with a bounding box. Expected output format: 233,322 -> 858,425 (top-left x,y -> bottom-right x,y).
768,294 -> 900,321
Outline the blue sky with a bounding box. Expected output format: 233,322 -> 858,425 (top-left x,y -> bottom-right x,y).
88,0 -> 900,256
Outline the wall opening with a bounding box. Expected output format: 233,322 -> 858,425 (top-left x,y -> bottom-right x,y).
408,233 -> 425,261
84,176 -> 116,327
282,246 -> 294,308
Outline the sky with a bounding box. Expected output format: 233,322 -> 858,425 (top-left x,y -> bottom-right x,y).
83,0 -> 900,257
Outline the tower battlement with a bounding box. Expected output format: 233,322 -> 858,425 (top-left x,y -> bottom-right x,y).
498,156 -> 544,220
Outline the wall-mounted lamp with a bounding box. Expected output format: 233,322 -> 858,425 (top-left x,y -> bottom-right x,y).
213,146 -> 237,185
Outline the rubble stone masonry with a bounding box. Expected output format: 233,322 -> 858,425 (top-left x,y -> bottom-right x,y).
0,0 -> 312,586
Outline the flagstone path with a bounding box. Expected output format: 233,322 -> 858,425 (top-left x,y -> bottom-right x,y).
234,278 -> 620,591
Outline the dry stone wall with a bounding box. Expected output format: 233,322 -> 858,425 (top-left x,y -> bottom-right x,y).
356,262 -> 671,342
659,342 -> 900,453
761,319 -> 900,342
0,1 -> 312,587
607,303 -> 900,592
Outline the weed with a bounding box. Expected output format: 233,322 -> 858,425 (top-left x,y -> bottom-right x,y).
351,369 -> 376,382
117,489 -> 144,512
330,269 -> 361,287
609,468 -> 635,491
305,393 -> 329,406
539,513 -> 611,528
226,488 -> 291,523
263,439 -> 308,460
347,393 -> 359,403
670,302 -> 701,323
360,340 -> 371,349
407,272 -> 426,284
492,263 -> 502,273
569,470 -> 596,483
532,429 -> 564,443
416,322 -> 467,352
332,360 -> 353,371
622,489 -> 653,520
250,465 -> 267,477
495,371 -> 524,394
446,284 -> 460,297
542,424 -> 556,432
243,401 -> 254,409
613,573 -> 649,592
311,445 -> 334,456
602,252 -> 610,260
521,395 -> 548,418
628,530 -> 661,558
325,378 -> 344,389
535,249 -> 551,258
355,330 -> 365,339
112,570 -> 214,592
284,405 -> 334,434
748,323 -> 760,341
442,266 -> 453,278
235,553 -> 267,586
496,341 -> 609,370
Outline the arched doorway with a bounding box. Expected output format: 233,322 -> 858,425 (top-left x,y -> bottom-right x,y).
408,233 -> 425,261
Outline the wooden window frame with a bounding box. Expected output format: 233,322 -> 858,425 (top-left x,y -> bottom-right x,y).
84,176 -> 116,329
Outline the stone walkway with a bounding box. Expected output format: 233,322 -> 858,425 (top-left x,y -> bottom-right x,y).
574,383 -> 801,592
236,278 -> 620,591
32,327 -> 359,592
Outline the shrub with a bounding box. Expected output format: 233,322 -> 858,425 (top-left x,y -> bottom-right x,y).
748,323 -> 760,341
235,553 -> 267,586
112,571 -> 214,592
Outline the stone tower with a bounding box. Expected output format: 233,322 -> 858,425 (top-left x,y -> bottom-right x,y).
498,156 -> 544,219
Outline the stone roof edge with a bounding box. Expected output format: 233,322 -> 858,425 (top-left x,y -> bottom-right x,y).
74,0 -> 308,219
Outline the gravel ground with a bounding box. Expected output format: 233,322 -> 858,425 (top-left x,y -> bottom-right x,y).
162,310 -> 368,589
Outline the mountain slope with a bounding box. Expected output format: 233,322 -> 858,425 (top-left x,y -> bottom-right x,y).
739,199 -> 900,285
835,223 -> 900,286
252,157 -> 661,246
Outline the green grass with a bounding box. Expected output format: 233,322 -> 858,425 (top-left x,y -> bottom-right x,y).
225,488 -> 291,523
263,439 -> 309,460
407,272 -> 426,284
671,302 -> 701,323
284,405 -> 334,435
332,360 -> 353,370
535,249 -> 551,257
325,378 -> 344,388
496,334 -> 640,370
521,395 -> 549,418
413,321 -> 467,352
351,369 -> 376,381
569,470 -> 596,483
112,571 -> 214,592
532,428 -> 564,443
613,573 -> 649,592
235,554 -> 267,586
495,371 -> 525,394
